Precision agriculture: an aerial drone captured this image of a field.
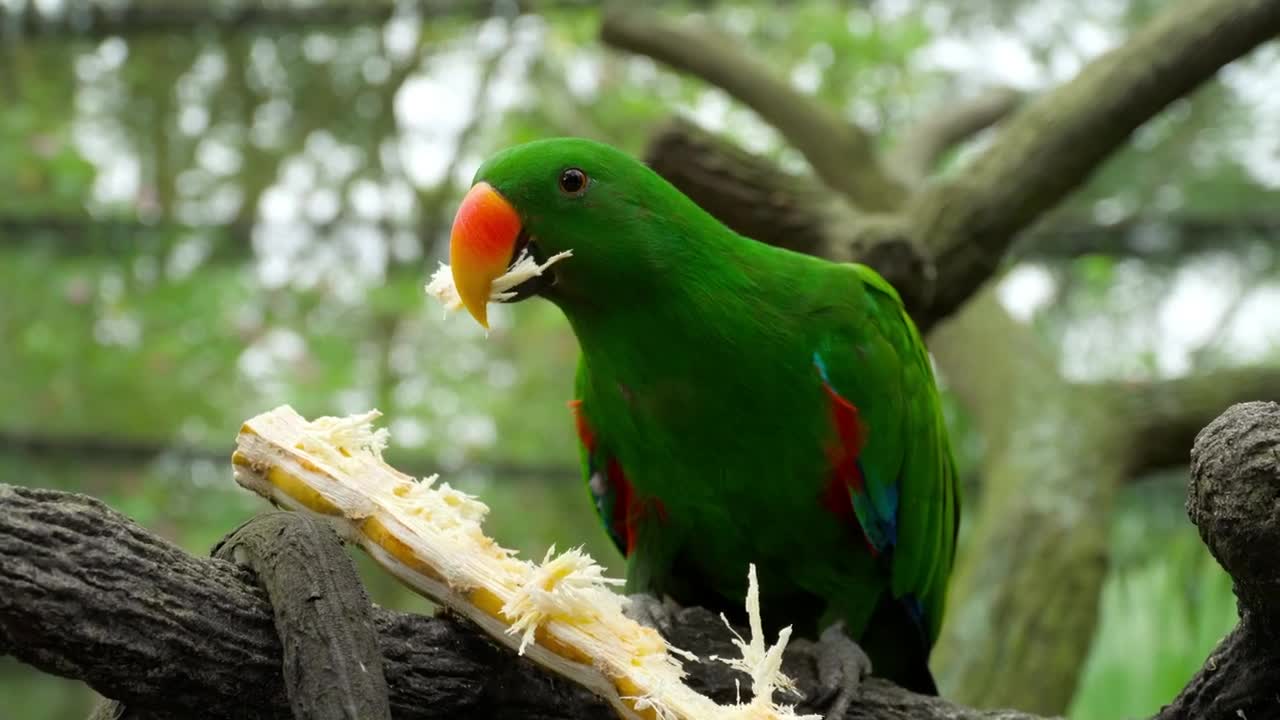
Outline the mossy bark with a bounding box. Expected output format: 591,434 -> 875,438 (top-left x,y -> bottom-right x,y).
928,294 -> 1121,712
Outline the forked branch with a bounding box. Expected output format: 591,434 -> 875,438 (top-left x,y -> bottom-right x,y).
620,0 -> 1280,329
886,86 -> 1024,182
912,0 -> 1280,322
601,6 -> 907,211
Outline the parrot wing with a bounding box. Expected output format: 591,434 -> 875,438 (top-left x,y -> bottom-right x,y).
813,262 -> 960,645
571,360 -> 637,558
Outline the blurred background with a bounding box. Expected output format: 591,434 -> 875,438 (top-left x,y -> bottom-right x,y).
1,1 -> 1277,718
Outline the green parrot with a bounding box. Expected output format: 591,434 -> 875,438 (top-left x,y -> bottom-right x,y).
446,137 -> 959,699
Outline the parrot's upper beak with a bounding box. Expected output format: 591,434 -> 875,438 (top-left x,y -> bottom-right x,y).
449,182 -> 523,329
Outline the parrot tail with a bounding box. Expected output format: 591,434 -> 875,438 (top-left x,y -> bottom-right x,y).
858,592 -> 939,695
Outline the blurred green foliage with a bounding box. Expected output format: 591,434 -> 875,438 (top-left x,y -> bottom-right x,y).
1071,475 -> 1238,719
1,1 -> 1275,718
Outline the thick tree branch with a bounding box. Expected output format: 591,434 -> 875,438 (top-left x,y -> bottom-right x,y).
95,512 -> 393,720
213,513 -> 392,720
643,118 -> 854,258
6,400 -> 1280,718
632,0 -> 1279,329
602,7 -> 907,211
1013,212 -> 1280,262
0,483 -> 1046,720
1156,401 -> 1280,718
911,0 -> 1280,323
927,293 -> 1123,712
887,87 -> 1025,183
0,486 -> 287,719
1104,365 -> 1280,475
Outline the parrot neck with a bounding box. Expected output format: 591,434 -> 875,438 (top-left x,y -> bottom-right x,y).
554,235 -> 800,384
545,182 -> 828,381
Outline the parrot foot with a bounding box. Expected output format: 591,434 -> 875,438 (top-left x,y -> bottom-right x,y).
790,622 -> 871,720
622,592 -> 681,636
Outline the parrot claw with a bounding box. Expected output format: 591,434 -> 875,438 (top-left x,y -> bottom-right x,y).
791,622 -> 871,720
622,592 -> 681,636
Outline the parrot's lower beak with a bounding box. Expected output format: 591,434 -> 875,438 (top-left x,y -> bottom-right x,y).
449,182 -> 523,329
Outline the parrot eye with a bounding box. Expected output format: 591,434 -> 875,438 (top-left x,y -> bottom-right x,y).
558,168 -> 589,197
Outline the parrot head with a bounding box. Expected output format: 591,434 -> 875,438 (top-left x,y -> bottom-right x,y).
447,137 -> 706,328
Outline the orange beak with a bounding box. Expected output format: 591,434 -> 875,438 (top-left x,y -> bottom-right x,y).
449,182 -> 522,329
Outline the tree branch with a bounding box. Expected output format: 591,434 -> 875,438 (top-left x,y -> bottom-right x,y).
631,0 -> 1280,328
95,512 -> 393,720
601,7 -> 907,211
926,293 -> 1123,712
211,513 -> 392,720
0,483 -> 1048,720
5,400 -> 1280,718
0,484 -> 606,720
643,119 -> 873,256
911,0 -> 1280,324
1013,212 -> 1280,263
1104,366 -> 1280,475
1158,401 -> 1280,718
887,86 -> 1025,183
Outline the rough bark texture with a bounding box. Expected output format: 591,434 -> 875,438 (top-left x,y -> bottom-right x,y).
926,295 -> 1120,711
0,483 -> 1045,720
92,512 -> 392,720
212,514 -> 393,720
0,486 -> 286,718
4,403 -> 1280,717
1156,401 -> 1280,719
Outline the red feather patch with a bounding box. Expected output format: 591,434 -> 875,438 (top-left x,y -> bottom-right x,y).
817,373 -> 880,557
569,399 -> 664,556
607,458 -> 639,554
822,380 -> 868,491
568,399 -> 595,452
